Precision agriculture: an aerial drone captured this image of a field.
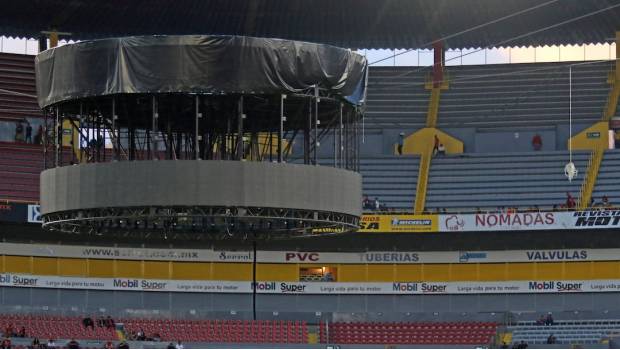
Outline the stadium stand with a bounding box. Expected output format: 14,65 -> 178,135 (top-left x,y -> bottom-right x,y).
0,315 -> 308,344
360,155 -> 420,210
425,150 -> 590,211
364,61 -> 610,131
0,142 -> 43,202
0,53 -> 40,121
508,319 -> 620,346
320,321 -> 497,345
437,62 -> 610,129
364,67 -> 429,130
591,150 -> 620,206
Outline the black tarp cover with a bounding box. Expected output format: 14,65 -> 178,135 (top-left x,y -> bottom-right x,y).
35,35 -> 368,108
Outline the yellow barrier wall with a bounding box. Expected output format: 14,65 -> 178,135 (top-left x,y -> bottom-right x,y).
3,256 -> 620,282
569,121 -> 609,150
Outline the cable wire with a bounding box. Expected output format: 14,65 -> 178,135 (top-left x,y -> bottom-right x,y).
369,0 -> 561,65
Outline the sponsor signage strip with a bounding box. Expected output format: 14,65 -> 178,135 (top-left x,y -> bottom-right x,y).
439,211 -> 620,232
0,243 -> 617,264
1,274 -> 620,294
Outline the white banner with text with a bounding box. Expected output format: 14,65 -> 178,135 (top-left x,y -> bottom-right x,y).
1,243 -> 620,264
0,274 -> 620,295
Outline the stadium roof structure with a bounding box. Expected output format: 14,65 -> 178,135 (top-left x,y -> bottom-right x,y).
4,0 -> 620,49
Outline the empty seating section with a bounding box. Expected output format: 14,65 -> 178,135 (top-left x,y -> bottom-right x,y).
321,321 -> 496,345
365,67 -> 429,130
0,315 -> 307,344
426,151 -> 590,210
360,155 -> 419,210
592,150 -> 620,205
364,62 -> 610,130
0,53 -> 41,121
0,142 -> 44,202
509,319 -> 620,345
438,62 -> 610,129
123,319 -> 307,343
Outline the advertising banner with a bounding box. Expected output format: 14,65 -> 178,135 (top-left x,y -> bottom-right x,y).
360,214 -> 438,233
2,243 -> 620,264
439,210 -> 620,232
1,273 -> 620,295
0,202 -> 27,223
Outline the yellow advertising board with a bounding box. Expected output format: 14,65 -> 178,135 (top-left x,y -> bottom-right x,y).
359,214 -> 438,233
310,214 -> 439,234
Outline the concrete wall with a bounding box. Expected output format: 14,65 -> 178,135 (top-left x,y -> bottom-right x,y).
2,287 -> 619,322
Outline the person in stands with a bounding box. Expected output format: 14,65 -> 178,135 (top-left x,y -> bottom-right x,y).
25,122 -> 33,144
103,341 -> 114,349
546,334 -> 557,344
17,327 -> 25,338
397,132 -> 405,155
545,313 -> 554,326
14,122 -> 24,142
46,339 -> 56,349
432,134 -> 440,156
532,134 -> 542,151
437,143 -> 446,156
31,337 -> 40,348
362,195 -> 371,210
66,339 -> 80,349
117,341 -> 129,349
565,192 -> 576,209
0,338 -> 11,349
175,340 -> 184,349
97,316 -> 106,328
602,195 -> 611,208
374,197 -> 381,211
33,125 -> 43,145
105,316 -> 115,329
166,343 -> 175,349
82,316 -> 94,330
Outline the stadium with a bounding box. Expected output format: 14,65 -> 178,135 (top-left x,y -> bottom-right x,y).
1,0 -> 620,348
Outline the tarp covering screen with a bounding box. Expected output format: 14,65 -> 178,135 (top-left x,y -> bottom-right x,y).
35,35 -> 368,108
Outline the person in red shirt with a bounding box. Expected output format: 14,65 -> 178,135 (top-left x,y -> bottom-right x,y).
566,192 -> 576,209
532,134 -> 542,151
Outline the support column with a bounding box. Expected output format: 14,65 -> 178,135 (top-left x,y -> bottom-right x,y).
151,96 -> 158,159
278,94 -> 285,163
195,95 -> 201,160
237,96 -> 244,160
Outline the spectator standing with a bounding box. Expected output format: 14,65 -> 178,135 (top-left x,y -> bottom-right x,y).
532,134 -> 542,151
374,198 -> 380,211
46,339 -> 56,349
105,316 -> 115,330
33,125 -> 43,145
14,122 -> 24,142
25,122 -> 33,144
82,316 -> 94,330
566,193 -> 576,209
545,313 -> 554,326
97,316 -> 106,328
397,132 -> 404,155
546,334 -> 556,344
